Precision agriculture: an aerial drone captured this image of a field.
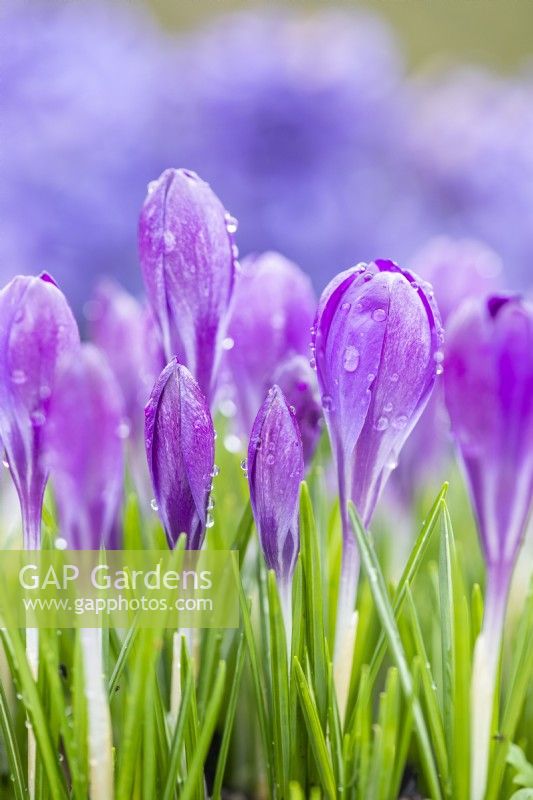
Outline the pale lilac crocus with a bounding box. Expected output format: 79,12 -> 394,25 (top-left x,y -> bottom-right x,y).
222,251 -> 316,436
89,278 -> 165,503
444,294 -> 533,800
314,259 -> 442,648
0,273 -> 80,549
139,168 -> 237,405
272,355 -> 322,468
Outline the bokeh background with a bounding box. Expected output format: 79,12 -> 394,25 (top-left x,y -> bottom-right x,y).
1,0 -> 532,317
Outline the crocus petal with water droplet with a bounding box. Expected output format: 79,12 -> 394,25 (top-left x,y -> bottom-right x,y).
0,273 -> 80,548
139,168 -> 236,403
145,359 -> 215,549
247,385 -> 304,583
43,344 -> 125,549
223,251 -> 316,432
272,355 -> 322,468
315,259 -> 442,527
444,294 -> 533,570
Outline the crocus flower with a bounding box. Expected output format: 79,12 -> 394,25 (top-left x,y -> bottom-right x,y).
392,236 -> 503,502
139,168 -> 236,404
0,273 -> 80,549
314,259 -> 442,644
272,355 -> 322,468
247,385 -> 304,633
444,294 -> 533,800
145,359 -> 215,549
89,279 -> 165,504
222,251 -> 316,433
42,343 -> 125,549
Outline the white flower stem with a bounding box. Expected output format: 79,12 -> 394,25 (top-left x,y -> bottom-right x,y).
333,611 -> 358,726
26,627 -> 38,800
279,579 -> 293,662
170,629 -> 193,725
334,488 -> 360,666
470,568 -> 510,800
81,628 -> 113,800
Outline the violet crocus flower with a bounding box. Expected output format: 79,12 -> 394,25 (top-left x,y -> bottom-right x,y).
444,294 -> 533,800
139,168 -> 237,404
314,259 -> 442,646
247,385 -> 304,632
43,344 -> 125,550
222,251 -> 316,434
89,279 -> 165,503
272,355 -> 322,468
145,359 -> 215,549
392,236 -> 503,502
0,273 -> 80,549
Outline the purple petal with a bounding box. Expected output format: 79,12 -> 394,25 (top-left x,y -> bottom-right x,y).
224,251 -> 316,432
138,168 -> 236,404
315,259 -> 442,527
0,273 -> 80,547
89,278 -> 165,437
272,355 -> 322,468
43,344 -> 125,549
444,294 -> 533,569
247,385 -> 304,582
145,359 -> 215,549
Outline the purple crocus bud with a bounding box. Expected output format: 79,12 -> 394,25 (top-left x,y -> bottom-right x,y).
0,273 -> 80,548
138,168 -> 236,404
247,385 -> 304,588
444,294 -> 533,800
145,359 -> 215,549
272,355 -> 322,468
89,279 -> 165,438
43,344 -> 125,549
314,259 -> 442,645
223,252 -> 316,433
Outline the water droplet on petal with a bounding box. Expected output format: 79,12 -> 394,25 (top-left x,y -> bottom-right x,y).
266,453 -> 275,465
383,402 -> 393,413
434,351 -> 444,364
240,458 -> 248,472
372,308 -> 387,322
30,410 -> 46,427
150,498 -> 159,512
206,512 -> 215,529
436,364 -> 444,376
309,358 -> 316,370
2,459 -> 9,469
222,336 -> 235,351
391,373 -> 399,383
343,346 -> 360,373
392,414 -> 408,430
321,394 -> 334,411
163,230 -> 176,252
11,369 -> 26,385
375,416 -> 389,431
341,302 -> 351,312
211,465 -> 220,477
225,213 -> 238,234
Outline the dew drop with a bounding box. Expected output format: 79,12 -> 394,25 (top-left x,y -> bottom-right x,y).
206,512 -> 215,529
289,405 -> 296,414
321,394 -> 334,411
150,498 -> 159,512
211,464 -> 220,477
341,302 -> 351,312
391,373 -> 399,383
372,308 -> 387,322
343,345 -> 360,373
309,357 -> 316,370
240,458 -> 248,472
392,414 -> 408,430
266,453 -> 275,465
207,496 -> 215,511
225,213 -> 238,234
30,410 -> 46,427
375,416 -> 389,431
2,459 -> 9,469
436,364 -> 444,376
383,402 -> 393,413
163,230 -> 176,252
116,420 -> 131,439
222,336 -> 235,351
11,369 -> 26,385
434,350 -> 444,364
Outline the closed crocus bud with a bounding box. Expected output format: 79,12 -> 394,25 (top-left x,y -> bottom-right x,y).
0,273 -> 80,548
247,386 -> 304,592
145,359 -> 215,549
314,259 -> 442,645
139,168 -> 236,404
223,252 -> 316,433
272,355 -> 322,468
43,344 -> 125,549
444,294 -> 533,800
89,279 -> 165,438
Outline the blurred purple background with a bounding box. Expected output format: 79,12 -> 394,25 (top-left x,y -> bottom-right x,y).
1,0 -> 532,315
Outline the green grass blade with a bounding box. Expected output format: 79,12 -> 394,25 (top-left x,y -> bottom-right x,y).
0,671 -> 26,800
212,633 -> 246,799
